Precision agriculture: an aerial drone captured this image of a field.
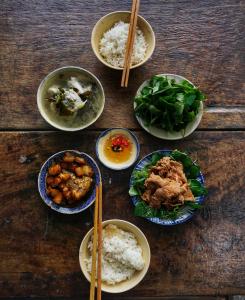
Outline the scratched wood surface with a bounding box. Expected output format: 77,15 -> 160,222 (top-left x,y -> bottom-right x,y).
0,0 -> 244,130
0,131 -> 244,298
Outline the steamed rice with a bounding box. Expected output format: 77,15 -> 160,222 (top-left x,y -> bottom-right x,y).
99,21 -> 147,68
85,224 -> 145,285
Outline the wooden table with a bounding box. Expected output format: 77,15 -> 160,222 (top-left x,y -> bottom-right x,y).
0,0 -> 244,299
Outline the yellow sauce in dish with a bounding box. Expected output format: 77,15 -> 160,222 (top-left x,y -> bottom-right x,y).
103,134 -> 133,163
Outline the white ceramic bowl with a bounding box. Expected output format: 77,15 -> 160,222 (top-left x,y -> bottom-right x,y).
91,11 -> 155,70
37,66 -> 105,131
134,74 -> 204,140
79,219 -> 151,293
96,128 -> 140,170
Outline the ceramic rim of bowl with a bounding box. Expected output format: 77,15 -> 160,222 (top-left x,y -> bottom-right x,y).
37,66 -> 105,131
95,128 -> 140,170
91,11 -> 156,70
38,149 -> 101,214
79,219 -> 151,293
134,73 -> 204,140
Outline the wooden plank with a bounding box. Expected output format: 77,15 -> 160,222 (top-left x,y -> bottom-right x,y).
0,297 -> 227,300
0,131 -> 244,298
0,0 -> 244,129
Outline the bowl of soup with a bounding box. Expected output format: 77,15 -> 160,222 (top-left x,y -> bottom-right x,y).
37,66 -> 105,131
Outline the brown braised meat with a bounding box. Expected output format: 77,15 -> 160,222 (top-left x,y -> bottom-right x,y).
142,157 -> 194,210
46,152 -> 94,206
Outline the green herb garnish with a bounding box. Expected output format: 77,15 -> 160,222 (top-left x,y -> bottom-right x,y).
129,150 -> 207,220
134,76 -> 206,132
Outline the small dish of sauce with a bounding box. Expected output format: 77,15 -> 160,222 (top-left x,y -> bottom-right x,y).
96,128 -> 140,170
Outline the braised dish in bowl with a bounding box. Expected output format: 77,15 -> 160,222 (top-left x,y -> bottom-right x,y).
38,150 -> 101,214
129,150 -> 207,225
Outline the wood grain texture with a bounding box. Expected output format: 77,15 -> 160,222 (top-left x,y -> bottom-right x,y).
2,297 -> 227,300
0,0 -> 244,129
0,131 -> 244,298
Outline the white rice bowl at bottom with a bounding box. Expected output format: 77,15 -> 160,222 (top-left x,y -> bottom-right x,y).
79,219 -> 151,293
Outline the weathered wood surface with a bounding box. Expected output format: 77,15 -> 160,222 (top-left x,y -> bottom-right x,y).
0,131 -> 244,298
0,0 -> 244,130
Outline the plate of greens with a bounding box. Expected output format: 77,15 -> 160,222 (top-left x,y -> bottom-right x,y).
129,150 -> 207,226
134,74 -> 206,140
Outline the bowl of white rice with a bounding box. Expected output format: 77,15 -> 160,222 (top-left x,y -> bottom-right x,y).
79,219 -> 151,293
91,11 -> 155,70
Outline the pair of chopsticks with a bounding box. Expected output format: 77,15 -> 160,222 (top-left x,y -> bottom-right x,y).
89,183 -> 103,300
121,0 -> 140,87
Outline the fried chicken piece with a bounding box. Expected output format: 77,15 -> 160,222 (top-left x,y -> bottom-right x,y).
145,174 -> 173,189
148,194 -> 162,209
142,189 -> 152,203
59,173 -> 71,182
71,190 -> 84,201
48,164 -> 61,176
142,157 -> 195,210
53,191 -> 63,204
151,157 -> 171,176
168,161 -> 187,184
75,165 -> 93,177
182,187 -> 195,201
63,152 -> 75,163
75,156 -> 86,165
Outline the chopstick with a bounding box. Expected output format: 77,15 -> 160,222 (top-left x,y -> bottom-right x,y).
121,0 -> 140,87
89,183 -> 103,300
89,186 -> 99,300
121,0 -> 137,87
97,183 -> 102,300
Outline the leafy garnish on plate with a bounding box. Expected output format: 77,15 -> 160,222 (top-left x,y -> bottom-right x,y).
134,76 -> 206,132
129,150 -> 207,220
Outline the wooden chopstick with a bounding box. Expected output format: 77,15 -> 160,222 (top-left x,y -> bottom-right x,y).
89,185 -> 99,300
124,0 -> 140,87
89,183 -> 103,300
97,183 -> 102,300
121,0 -> 137,87
121,0 -> 140,87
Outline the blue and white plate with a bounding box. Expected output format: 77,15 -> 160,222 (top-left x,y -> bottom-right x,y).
38,150 -> 101,214
129,150 -> 206,226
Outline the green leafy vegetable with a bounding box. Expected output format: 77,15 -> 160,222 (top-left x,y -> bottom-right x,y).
129,150 -> 207,220
188,179 -> 208,197
134,76 -> 206,132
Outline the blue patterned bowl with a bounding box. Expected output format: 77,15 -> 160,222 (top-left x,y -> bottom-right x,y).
129,150 -> 206,226
38,150 -> 101,214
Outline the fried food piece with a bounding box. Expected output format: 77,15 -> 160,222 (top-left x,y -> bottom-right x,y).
48,164 -> 61,176
182,188 -> 195,201
47,187 -> 59,197
75,165 -> 93,177
46,153 -> 94,207
63,152 -> 75,163
71,190 -> 84,201
142,157 -> 195,210
75,156 -> 86,165
53,176 -> 62,186
154,180 -> 182,199
63,189 -> 72,201
46,176 -> 54,185
148,194 -> 162,209
59,173 -> 71,181
53,191 -> 63,204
